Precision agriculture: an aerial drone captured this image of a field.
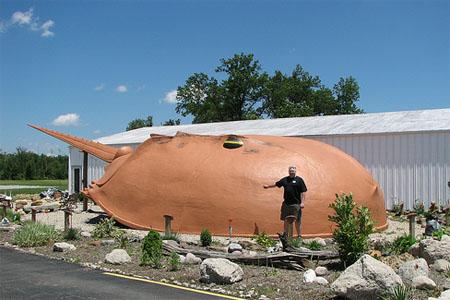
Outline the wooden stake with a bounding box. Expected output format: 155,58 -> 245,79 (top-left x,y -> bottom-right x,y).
64,210 -> 72,231
31,208 -> 36,222
82,151 -> 88,211
163,215 -> 173,236
407,213 -> 416,238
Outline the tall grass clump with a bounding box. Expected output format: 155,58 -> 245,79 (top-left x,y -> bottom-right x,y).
63,228 -> 81,241
12,221 -> 59,247
253,232 -> 277,248
5,208 -> 21,223
328,193 -> 374,267
382,284 -> 413,300
141,230 -> 163,268
390,234 -> 416,255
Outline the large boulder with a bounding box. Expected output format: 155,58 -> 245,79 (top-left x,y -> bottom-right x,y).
105,249 -> 131,265
431,259 -> 450,272
53,242 -> 76,252
397,258 -> 429,286
200,258 -> 243,284
227,243 -> 243,253
419,238 -> 450,264
331,254 -> 403,300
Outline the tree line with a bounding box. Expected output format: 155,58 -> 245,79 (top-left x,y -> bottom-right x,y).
127,53 -> 363,130
0,148 -> 68,180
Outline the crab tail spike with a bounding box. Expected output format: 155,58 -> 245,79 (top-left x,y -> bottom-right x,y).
28,124 -> 117,162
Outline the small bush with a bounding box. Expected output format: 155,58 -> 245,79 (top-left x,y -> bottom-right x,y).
328,193 -> 374,266
12,222 -> 59,247
168,251 -> 181,271
92,218 -> 119,239
253,232 -> 277,248
200,229 -> 212,247
141,230 -> 163,268
390,234 -> 416,255
162,232 -> 180,243
432,229 -> 450,241
305,240 -> 322,251
114,230 -> 129,249
382,284 -> 413,300
63,228 -> 81,241
413,200 -> 425,216
5,208 -> 21,223
288,237 -> 302,248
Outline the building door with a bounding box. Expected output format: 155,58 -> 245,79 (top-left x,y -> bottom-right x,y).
73,167 -> 81,193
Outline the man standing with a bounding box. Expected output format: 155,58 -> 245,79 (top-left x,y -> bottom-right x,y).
264,166 -> 307,238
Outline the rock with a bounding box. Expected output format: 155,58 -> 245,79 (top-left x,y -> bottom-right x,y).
314,276 -> 329,285
315,266 -> 329,276
442,235 -> 450,243
227,243 -> 243,253
81,231 -> 91,238
409,242 -> 420,257
163,239 -> 180,248
314,238 -> 326,247
101,239 -> 115,246
331,254 -> 402,300
231,251 -> 242,256
432,259 -> 450,272
178,255 -> 186,263
419,238 -> 450,264
369,250 -> 382,259
439,290 -> 450,299
412,276 -> 436,290
53,242 -> 76,252
105,249 -> 131,265
184,253 -> 202,264
200,258 -> 244,284
15,199 -> 29,205
398,258 -> 429,285
303,269 -> 316,283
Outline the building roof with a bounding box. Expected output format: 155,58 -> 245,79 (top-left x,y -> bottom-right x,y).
96,108 -> 450,145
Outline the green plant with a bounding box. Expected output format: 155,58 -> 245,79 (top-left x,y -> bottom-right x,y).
432,228 -> 450,241
413,200 -> 425,216
253,232 -> 277,248
305,240 -> 322,251
200,228 -> 212,247
92,218 -> 119,239
445,266 -> 450,278
12,221 -> 59,247
328,193 -> 374,266
141,230 -> 163,268
5,208 -> 21,223
390,234 -> 416,255
263,267 -> 279,277
382,284 -> 413,300
63,228 -> 81,241
288,237 -> 302,248
168,251 -> 181,271
114,230 -> 129,249
162,232 -> 180,243
392,202 -> 404,216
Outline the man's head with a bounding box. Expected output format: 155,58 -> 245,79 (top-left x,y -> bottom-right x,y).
288,165 -> 296,178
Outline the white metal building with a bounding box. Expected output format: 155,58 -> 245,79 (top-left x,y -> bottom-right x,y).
68,108 -> 450,210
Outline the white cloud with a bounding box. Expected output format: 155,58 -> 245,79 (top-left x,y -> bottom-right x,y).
94,83 -> 105,91
93,129 -> 101,134
40,20 -> 55,37
116,85 -> 127,93
52,113 -> 80,126
164,90 -> 178,104
2,8 -> 55,38
11,8 -> 33,25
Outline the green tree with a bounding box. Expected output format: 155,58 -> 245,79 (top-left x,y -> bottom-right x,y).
162,118 -> 181,126
126,115 -> 153,131
333,76 -> 363,114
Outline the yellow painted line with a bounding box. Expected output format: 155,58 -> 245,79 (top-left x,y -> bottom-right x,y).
102,272 -> 243,300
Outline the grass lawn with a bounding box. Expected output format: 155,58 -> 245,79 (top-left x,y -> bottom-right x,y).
0,179 -> 68,195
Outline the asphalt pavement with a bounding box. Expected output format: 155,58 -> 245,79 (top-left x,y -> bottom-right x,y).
0,246 -> 235,300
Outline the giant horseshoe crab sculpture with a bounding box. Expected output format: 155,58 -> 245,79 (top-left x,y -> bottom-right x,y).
30,125 -> 387,237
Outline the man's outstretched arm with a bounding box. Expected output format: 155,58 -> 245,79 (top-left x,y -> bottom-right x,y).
263,184 -> 277,189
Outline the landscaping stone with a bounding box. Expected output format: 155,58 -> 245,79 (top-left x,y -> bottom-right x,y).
412,276 -> 436,290
409,242 -> 420,257
303,269 -> 316,283
53,242 -> 76,252
419,238 -> 450,264
163,240 -> 179,248
398,258 -> 429,285
314,277 -> 329,285
81,231 -> 91,238
331,254 -> 403,300
184,253 -> 202,264
200,258 -> 244,284
178,254 -> 186,264
431,259 -> 450,272
227,243 -> 243,253
105,249 -> 131,265
314,266 -> 329,276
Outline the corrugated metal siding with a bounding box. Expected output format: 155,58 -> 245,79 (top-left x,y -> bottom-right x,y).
309,131 -> 450,210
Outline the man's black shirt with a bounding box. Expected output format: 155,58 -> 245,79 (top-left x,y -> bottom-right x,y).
275,176 -> 307,205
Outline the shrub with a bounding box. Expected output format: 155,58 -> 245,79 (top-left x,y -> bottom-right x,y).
328,193 -> 374,266
5,208 -> 21,223
413,200 -> 425,216
390,234 -> 416,255
169,251 -> 181,271
253,232 -> 277,248
200,229 -> 212,247
12,221 -> 59,247
305,240 -> 322,251
382,284 -> 413,300
63,228 -> 81,241
141,230 -> 163,268
92,217 -> 119,239
114,230 -> 129,249
432,229 -> 450,241
288,237 -> 302,248
162,232 -> 180,243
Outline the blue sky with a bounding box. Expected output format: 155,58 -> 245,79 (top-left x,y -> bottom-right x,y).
1,0 -> 449,155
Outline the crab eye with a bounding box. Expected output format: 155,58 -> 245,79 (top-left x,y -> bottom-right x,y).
223,136 -> 243,149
